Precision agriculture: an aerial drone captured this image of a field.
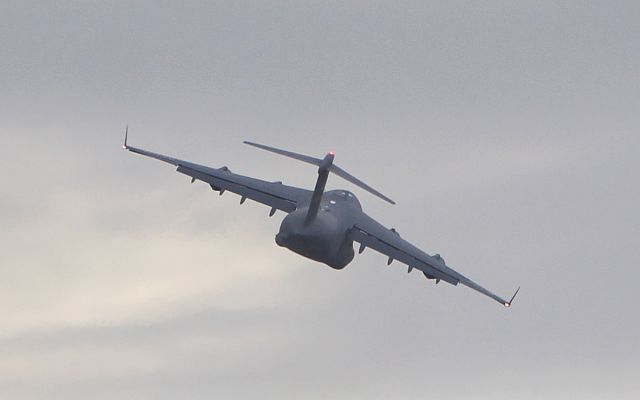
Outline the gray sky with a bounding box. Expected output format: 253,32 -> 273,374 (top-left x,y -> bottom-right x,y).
1,1 -> 639,399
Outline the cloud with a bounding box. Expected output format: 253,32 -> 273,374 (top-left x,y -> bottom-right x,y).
0,182 -> 298,338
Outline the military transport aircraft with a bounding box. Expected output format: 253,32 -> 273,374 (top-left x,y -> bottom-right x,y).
123,129 -> 519,307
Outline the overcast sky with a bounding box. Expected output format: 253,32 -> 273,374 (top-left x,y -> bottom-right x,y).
1,1 -> 639,399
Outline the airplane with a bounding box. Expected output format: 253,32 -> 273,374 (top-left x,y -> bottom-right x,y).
123,128 -> 519,307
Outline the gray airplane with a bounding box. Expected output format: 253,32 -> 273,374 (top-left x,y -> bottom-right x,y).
123,129 -> 519,307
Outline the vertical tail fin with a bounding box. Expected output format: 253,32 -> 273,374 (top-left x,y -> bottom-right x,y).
305,152 -> 335,223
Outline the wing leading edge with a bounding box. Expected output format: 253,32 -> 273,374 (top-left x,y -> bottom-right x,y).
350,212 -> 519,307
124,132 -> 310,213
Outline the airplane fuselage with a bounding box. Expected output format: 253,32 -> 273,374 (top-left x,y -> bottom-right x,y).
275,190 -> 361,269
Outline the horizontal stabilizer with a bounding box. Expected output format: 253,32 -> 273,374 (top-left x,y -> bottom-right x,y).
243,141 -> 395,204
243,141 -> 322,166
330,164 -> 395,204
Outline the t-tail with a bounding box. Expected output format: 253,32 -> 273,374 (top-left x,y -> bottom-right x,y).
243,141 -> 395,223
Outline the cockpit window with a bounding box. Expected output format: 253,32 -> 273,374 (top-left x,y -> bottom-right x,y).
338,191 -> 353,199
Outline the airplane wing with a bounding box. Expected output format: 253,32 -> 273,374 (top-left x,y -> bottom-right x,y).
124,134 -> 310,213
349,212 -> 519,307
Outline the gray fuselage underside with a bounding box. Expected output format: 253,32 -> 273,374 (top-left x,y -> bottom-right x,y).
275,190 -> 361,269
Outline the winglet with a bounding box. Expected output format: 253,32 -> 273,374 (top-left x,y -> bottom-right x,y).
504,286 -> 520,308
123,125 -> 129,149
